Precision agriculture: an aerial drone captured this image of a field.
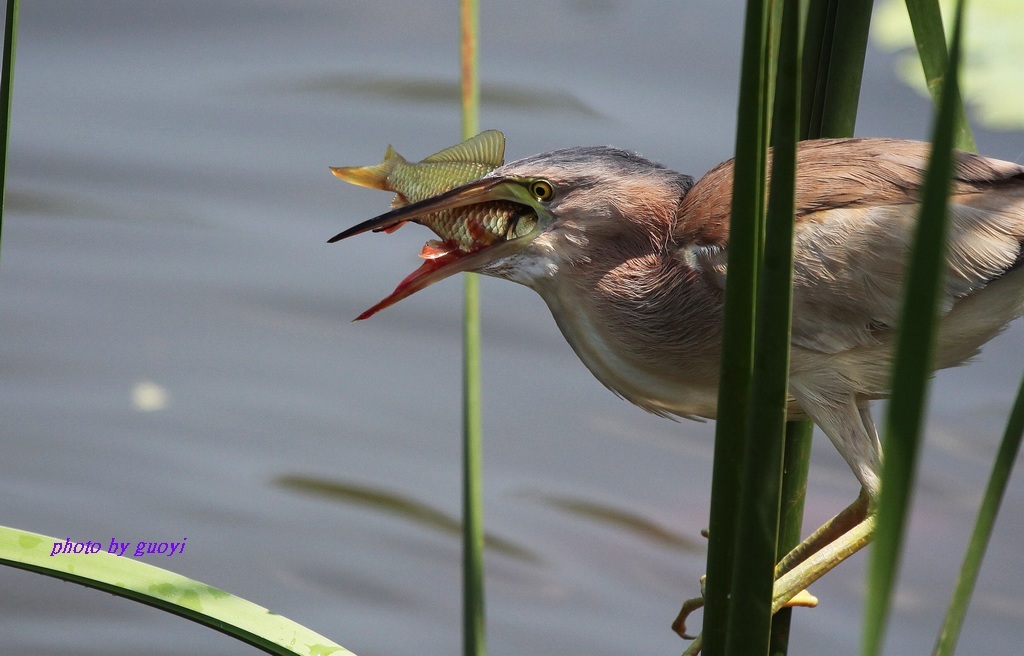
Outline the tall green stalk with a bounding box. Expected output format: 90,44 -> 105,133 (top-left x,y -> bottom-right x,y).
815,0 -> 873,137
800,0 -> 875,138
904,0 -> 975,151
459,2 -> 486,656
0,0 -> 19,255
768,421 -> 813,656
886,4 -> 1020,654
770,3 -> 876,652
933,371 -> 1024,656
702,2 -> 771,653
861,3 -> 968,654
724,3 -> 804,655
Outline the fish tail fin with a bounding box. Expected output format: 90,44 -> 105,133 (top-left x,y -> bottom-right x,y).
330,145 -> 407,190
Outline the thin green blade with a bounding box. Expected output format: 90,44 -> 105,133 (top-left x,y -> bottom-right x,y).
702,1 -> 771,652
0,525 -> 354,656
724,2 -> 804,654
770,2 -> 876,650
0,0 -> 19,257
933,371 -> 1024,656
862,2 -> 969,654
904,0 -> 975,150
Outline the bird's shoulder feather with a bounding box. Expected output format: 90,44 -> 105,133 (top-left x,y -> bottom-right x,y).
672,138 -> 1024,354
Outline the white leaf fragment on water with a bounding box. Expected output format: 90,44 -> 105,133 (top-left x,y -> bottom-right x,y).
132,380 -> 171,412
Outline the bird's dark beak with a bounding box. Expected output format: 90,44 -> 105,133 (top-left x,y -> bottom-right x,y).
329,177 -> 537,320
328,177 -> 517,243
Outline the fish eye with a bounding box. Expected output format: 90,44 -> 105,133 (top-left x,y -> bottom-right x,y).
529,180 -> 554,202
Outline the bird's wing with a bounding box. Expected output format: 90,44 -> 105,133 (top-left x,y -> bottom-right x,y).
674,138 -> 1024,354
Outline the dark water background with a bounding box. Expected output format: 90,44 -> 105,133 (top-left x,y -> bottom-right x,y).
1,2 -> 1020,654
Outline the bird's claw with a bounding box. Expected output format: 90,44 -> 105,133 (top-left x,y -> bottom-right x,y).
672,577 -> 818,647
680,633 -> 703,656
672,594 -> 705,640
671,575 -> 706,640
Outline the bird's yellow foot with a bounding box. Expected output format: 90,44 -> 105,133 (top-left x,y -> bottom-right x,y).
782,589 -> 819,608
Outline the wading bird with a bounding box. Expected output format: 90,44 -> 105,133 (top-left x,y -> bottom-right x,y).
329,137 -> 1024,639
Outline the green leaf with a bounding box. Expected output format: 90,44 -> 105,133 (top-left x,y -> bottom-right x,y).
901,0 -> 976,149
768,2 -> 877,651
0,0 -> 19,258
934,371 -> 1024,655
862,2 -> 969,654
702,1 -> 772,652
800,0 -> 875,138
0,525 -> 354,656
769,420 -> 814,656
724,3 -> 804,654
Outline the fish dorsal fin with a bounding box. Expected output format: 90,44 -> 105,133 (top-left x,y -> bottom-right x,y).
421,130 -> 505,167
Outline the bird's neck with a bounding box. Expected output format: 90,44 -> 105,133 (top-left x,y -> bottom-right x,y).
526,224 -> 725,419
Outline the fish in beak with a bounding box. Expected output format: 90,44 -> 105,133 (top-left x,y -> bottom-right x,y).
329,176 -> 542,320
330,129 -> 507,233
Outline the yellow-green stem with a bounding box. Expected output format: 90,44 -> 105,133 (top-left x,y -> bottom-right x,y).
459,1 -> 486,655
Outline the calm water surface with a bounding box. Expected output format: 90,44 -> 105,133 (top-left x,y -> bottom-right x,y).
1,2 -> 1021,654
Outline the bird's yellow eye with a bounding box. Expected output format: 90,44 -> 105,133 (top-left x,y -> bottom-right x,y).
530,180 -> 554,202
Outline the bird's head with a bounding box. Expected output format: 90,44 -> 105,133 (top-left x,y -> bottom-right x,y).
329,146 -> 693,319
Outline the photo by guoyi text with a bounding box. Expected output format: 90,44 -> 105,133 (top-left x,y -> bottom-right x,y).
49,537 -> 188,558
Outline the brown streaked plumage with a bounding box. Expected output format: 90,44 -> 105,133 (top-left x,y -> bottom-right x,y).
329,137 -> 1024,639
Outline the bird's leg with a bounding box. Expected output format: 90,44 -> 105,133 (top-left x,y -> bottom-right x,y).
768,399 -> 880,608
772,508 -> 876,612
774,488 -> 871,578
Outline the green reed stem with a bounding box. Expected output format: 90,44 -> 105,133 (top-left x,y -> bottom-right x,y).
862,3 -> 967,654
815,0 -> 873,137
0,0 -> 19,255
724,4 -> 803,655
933,371 -> 1024,656
459,1 -> 486,656
769,420 -> 814,656
702,2 -> 770,653
768,5 -> 875,651
904,0 -> 975,151
800,0 -> 874,139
